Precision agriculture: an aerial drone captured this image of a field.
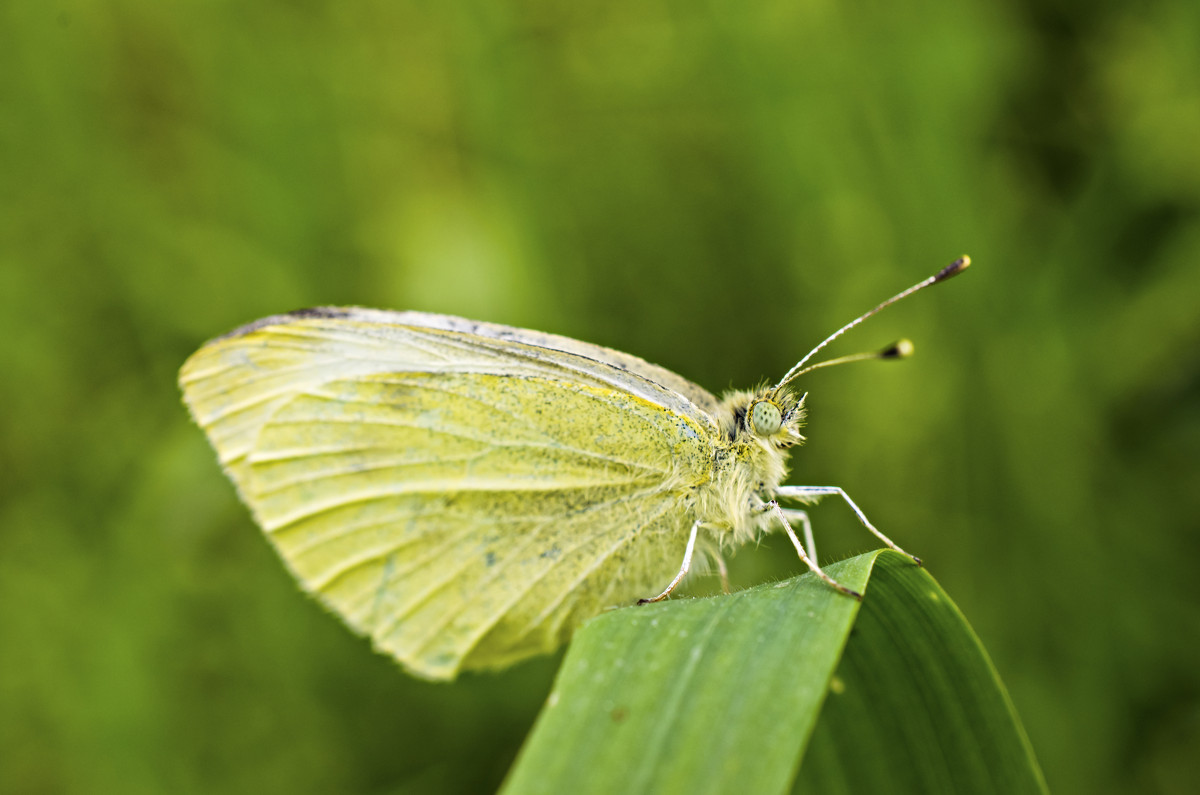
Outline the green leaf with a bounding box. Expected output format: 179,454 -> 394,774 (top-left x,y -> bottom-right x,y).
502,550 -> 1047,795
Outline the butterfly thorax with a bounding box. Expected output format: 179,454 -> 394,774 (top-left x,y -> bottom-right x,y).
693,387 -> 807,548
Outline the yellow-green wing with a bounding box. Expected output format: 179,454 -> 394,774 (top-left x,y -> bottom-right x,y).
373,309 -> 723,416
179,312 -> 718,680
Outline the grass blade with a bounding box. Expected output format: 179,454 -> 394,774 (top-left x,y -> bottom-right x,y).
503,550 -> 1046,795
795,552 -> 1048,794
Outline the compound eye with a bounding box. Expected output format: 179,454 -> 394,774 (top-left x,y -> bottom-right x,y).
749,400 -> 782,436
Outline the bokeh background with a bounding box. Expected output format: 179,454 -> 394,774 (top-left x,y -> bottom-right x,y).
2,1 -> 1198,793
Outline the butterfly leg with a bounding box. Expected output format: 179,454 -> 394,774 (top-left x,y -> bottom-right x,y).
713,549 -> 731,595
775,486 -> 921,565
639,519 -> 702,604
697,538 -> 731,594
765,501 -> 861,599
779,509 -> 817,564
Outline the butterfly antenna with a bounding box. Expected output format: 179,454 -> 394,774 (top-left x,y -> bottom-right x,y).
783,338 -> 915,382
773,256 -> 971,394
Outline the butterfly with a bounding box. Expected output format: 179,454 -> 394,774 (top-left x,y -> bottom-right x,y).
179,256 -> 970,680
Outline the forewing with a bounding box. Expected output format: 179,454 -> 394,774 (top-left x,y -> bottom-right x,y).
379,309 -> 723,416
210,307 -> 722,419
180,315 -> 717,679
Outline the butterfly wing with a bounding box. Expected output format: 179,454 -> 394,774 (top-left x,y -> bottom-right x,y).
375,309 -> 724,417
180,309 -> 719,679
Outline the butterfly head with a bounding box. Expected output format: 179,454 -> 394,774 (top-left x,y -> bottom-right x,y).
745,393 -> 806,449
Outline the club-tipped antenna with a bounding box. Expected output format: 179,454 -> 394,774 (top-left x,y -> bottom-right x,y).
772,256 -> 970,395
783,338 -> 915,382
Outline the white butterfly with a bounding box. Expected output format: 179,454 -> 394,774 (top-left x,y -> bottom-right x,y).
179,257 -> 969,680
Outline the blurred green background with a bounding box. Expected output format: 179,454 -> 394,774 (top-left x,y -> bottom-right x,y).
2,1 -> 1197,793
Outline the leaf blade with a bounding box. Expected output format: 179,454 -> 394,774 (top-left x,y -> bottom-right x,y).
796,552 -> 1048,794
504,550 -> 1046,795
502,553 -> 878,795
